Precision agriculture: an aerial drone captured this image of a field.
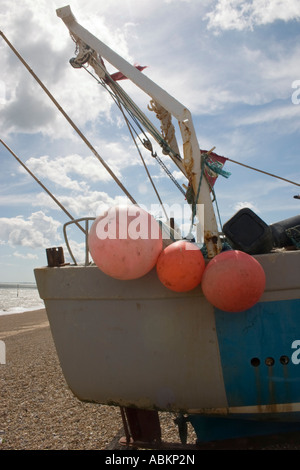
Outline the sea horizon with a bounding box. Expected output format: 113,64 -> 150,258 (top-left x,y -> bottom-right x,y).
0,281 -> 37,288
0,282 -> 44,316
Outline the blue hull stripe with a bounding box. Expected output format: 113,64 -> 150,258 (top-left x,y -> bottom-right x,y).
188,414 -> 300,442
214,299 -> 300,408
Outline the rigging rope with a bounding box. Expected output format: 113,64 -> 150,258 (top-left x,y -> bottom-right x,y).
0,31 -> 137,206
227,158 -> 300,187
111,88 -> 169,219
152,154 -> 186,196
0,139 -> 86,234
80,62 -> 186,198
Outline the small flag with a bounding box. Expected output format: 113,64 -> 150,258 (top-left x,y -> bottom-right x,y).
202,150 -> 229,188
105,65 -> 147,83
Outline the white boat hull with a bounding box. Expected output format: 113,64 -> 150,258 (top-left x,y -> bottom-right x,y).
34,250 -> 300,419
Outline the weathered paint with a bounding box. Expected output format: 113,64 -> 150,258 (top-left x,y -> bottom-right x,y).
214,299 -> 300,409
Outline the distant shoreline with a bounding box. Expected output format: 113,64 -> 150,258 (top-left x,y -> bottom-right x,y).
0,306 -> 45,317
0,282 -> 37,289
0,307 -> 46,320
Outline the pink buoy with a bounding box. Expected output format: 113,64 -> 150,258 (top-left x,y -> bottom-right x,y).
201,250 -> 266,312
156,240 -> 205,292
88,205 -> 162,280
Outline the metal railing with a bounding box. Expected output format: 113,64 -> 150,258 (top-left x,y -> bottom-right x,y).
63,217 -> 96,266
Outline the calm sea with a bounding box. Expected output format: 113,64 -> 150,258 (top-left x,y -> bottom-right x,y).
0,283 -> 44,316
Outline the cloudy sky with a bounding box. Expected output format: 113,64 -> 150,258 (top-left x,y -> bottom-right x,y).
0,0 -> 300,282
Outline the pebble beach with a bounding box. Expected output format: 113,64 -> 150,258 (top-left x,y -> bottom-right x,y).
1,308 -> 300,451
0,309 -> 194,450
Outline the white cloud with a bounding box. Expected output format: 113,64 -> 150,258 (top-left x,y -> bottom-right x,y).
172,169 -> 186,182
2,81 -> 57,133
251,0 -> 300,25
24,154 -> 96,191
22,139 -> 144,191
32,190 -> 129,218
234,102 -> 300,131
0,193 -> 38,207
0,211 -> 61,248
13,251 -> 39,260
59,192 -> 129,218
62,239 -> 87,265
205,0 -> 300,32
233,201 -> 261,213
0,1 -> 119,138
2,0 -> 299,134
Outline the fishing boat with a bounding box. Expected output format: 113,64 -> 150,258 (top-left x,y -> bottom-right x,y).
3,5 -> 300,446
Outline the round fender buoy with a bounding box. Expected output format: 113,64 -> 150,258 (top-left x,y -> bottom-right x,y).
156,240 -> 205,292
88,205 -> 162,280
201,250 -> 265,312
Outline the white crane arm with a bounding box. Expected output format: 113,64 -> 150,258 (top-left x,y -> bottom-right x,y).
56,5 -> 222,256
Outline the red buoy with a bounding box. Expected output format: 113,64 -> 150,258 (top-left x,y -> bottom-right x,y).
88,205 -> 162,280
156,240 -> 205,292
201,250 -> 265,312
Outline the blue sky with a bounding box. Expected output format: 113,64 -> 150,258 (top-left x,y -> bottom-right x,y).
0,0 -> 300,282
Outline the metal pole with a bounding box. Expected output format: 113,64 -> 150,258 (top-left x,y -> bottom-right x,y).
0,139 -> 86,234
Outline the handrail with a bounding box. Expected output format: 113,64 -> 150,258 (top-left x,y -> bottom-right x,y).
63,217 -> 96,265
